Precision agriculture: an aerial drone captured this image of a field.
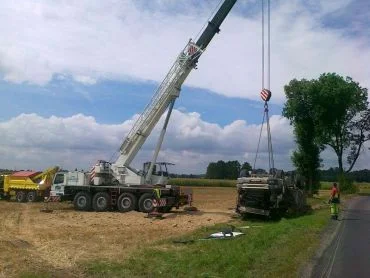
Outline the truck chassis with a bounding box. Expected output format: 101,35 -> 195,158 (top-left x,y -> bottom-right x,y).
52,183 -> 189,213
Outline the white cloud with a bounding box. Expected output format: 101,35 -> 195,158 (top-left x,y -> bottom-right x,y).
0,0 -> 369,103
0,112 -> 296,173
73,75 -> 97,85
1,112 -> 368,173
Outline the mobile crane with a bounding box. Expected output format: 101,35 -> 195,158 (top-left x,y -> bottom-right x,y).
49,0 -> 238,213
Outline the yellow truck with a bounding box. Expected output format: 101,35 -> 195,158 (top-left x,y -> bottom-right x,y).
2,166 -> 59,202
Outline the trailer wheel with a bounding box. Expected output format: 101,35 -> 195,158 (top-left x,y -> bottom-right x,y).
16,191 -> 27,203
92,192 -> 110,212
138,193 -> 154,213
73,192 -> 92,211
117,193 -> 137,212
27,191 -> 37,202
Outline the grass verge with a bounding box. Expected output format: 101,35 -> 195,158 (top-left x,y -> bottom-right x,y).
84,209 -> 329,278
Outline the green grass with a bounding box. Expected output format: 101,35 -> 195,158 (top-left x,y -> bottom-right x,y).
320,181 -> 370,192
319,181 -> 333,190
169,178 -> 235,187
84,209 -> 329,278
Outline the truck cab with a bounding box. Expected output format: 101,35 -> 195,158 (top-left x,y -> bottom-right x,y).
50,171 -> 88,199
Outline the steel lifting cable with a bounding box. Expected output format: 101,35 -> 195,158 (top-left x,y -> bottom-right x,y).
253,106 -> 266,170
253,0 -> 275,173
266,0 -> 275,172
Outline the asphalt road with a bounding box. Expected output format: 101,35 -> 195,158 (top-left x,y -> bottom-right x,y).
312,196 -> 370,278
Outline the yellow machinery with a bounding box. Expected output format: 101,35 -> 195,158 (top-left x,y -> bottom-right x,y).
3,166 -> 59,202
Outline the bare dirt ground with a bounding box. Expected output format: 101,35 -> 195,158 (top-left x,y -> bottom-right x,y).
0,187 -> 236,277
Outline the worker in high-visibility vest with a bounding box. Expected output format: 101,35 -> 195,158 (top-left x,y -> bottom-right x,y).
152,188 -> 161,210
153,188 -> 161,200
329,183 -> 340,220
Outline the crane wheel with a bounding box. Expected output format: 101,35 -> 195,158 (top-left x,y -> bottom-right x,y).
27,191 -> 37,202
138,193 -> 154,213
73,192 -> 92,211
16,191 -> 27,203
117,193 -> 137,212
92,192 -> 111,212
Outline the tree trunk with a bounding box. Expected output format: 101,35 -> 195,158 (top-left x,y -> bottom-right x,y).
305,176 -> 313,197
337,152 -> 344,174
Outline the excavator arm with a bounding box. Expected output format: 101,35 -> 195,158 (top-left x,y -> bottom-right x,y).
31,166 -> 59,183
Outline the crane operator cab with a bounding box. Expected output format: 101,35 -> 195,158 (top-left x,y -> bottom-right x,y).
143,162 -> 174,185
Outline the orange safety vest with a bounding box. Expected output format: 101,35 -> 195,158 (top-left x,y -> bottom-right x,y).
331,187 -> 340,203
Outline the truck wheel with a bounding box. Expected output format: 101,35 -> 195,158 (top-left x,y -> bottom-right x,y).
16,191 -> 27,203
117,193 -> 137,212
92,192 -> 110,212
27,191 -> 37,202
138,193 -> 154,213
73,192 -> 92,211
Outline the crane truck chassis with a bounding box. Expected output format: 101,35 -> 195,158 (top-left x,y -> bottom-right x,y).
49,162 -> 189,213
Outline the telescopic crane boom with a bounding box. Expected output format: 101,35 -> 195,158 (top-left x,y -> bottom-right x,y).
94,0 -> 237,186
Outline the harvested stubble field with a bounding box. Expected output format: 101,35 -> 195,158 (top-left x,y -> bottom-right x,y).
0,187 -> 236,277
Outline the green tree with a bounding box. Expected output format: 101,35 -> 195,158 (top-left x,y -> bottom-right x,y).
284,73 -> 369,191
206,160 -> 226,179
206,160 -> 251,179
206,162 -> 218,179
312,74 -> 369,174
225,160 -> 241,179
283,79 -> 321,194
241,161 -> 252,172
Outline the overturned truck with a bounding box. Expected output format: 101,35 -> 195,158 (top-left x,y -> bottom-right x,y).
236,170 -> 306,218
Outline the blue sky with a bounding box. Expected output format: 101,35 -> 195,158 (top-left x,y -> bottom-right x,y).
0,0 -> 369,173
0,76 -> 283,125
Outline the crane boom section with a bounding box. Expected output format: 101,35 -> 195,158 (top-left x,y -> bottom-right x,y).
116,42 -> 201,166
115,0 -> 237,167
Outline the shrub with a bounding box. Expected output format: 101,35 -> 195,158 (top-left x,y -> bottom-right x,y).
338,174 -> 358,193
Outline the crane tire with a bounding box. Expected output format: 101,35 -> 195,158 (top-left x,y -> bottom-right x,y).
16,191 -> 27,203
73,191 -> 92,211
138,193 -> 154,213
117,193 -> 137,212
92,192 -> 110,212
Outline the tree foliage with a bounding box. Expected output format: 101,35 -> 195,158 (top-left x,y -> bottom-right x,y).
312,74 -> 369,173
283,73 -> 370,184
320,168 -> 370,183
206,160 -> 252,179
283,79 -> 321,193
